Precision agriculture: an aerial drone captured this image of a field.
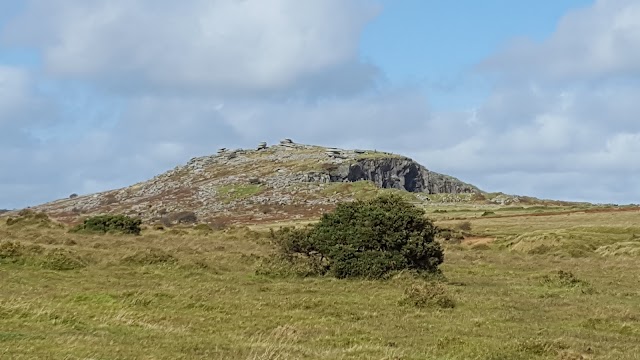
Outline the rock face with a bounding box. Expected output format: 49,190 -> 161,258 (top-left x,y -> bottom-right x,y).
26,142 -> 480,224
329,158 -> 476,194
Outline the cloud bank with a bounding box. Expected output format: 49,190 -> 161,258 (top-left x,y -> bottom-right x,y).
1,0 -> 639,208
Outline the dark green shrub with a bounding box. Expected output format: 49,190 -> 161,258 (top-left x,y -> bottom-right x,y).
72,214 -> 142,235
275,194 -> 443,279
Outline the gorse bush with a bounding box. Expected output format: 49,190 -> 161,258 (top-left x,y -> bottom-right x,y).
274,194 -> 444,279
72,214 -> 142,235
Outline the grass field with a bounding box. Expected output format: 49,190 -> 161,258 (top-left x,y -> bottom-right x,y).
1,206 -> 640,359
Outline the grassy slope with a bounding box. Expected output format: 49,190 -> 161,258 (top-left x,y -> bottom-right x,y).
1,207 -> 640,359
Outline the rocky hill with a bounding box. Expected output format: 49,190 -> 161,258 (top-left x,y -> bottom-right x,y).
23,140 -> 481,225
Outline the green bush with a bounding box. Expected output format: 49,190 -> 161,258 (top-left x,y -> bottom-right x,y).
72,214 -> 142,235
275,194 -> 444,279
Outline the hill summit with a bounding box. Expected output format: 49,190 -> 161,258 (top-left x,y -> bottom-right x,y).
28,140 -> 480,225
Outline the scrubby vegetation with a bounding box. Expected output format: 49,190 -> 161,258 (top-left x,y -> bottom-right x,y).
1,202 -> 640,359
71,214 -> 142,235
399,281 -> 456,309
269,194 -> 443,279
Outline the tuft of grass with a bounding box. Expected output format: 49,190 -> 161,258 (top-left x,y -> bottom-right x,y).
540,270 -> 590,289
40,249 -> 88,270
596,242 -> 640,256
121,248 -> 178,266
254,255 -> 326,278
0,241 -> 26,262
193,223 -> 213,233
399,282 -> 456,309
454,221 -> 472,232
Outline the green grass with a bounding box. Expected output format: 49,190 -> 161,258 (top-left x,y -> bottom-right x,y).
321,181 -> 420,204
217,184 -> 264,202
1,209 -> 640,359
321,180 -> 379,200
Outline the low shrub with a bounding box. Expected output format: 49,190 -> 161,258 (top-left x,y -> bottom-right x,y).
72,214 -> 142,235
454,221 -> 472,232
0,241 -> 26,263
437,229 -> 465,243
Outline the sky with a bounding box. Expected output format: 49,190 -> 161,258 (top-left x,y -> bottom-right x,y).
1,0 -> 639,209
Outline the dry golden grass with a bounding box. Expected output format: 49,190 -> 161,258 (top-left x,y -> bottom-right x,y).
1,207 -> 640,359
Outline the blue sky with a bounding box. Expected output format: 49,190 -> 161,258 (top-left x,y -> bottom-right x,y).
1,0 -> 639,209
362,0 -> 593,109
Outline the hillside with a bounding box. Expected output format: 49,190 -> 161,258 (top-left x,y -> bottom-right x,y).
25,141 -> 481,224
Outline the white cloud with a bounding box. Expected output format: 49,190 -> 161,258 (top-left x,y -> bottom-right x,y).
0,66 -> 37,124
482,0 -> 640,82
4,0 -> 380,95
2,0 -> 640,209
